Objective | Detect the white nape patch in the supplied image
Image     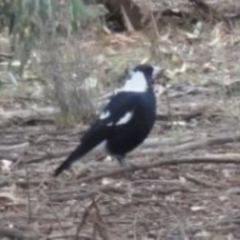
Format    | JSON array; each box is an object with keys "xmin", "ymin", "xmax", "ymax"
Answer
[
  {"xmin": 99, "ymin": 110, "xmax": 110, "ymax": 120},
  {"xmin": 120, "ymin": 71, "xmax": 147, "ymax": 93},
  {"xmin": 116, "ymin": 112, "xmax": 133, "ymax": 125}
]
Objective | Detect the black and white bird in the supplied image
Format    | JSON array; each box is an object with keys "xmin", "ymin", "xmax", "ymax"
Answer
[{"xmin": 54, "ymin": 64, "xmax": 164, "ymax": 176}]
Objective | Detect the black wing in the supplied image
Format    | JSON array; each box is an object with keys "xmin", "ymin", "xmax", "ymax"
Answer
[{"xmin": 54, "ymin": 92, "xmax": 139, "ymax": 176}]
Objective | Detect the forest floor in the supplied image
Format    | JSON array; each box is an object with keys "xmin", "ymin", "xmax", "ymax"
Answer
[{"xmin": 1, "ymin": 14, "xmax": 240, "ymax": 240}]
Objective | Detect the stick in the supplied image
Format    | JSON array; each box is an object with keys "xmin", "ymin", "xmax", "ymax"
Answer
[
  {"xmin": 22, "ymin": 132, "xmax": 240, "ymax": 166},
  {"xmin": 146, "ymin": 133, "xmax": 240, "ymax": 155},
  {"xmin": 76, "ymin": 155, "xmax": 240, "ymax": 184},
  {"xmin": 0, "ymin": 227, "xmax": 38, "ymax": 240}
]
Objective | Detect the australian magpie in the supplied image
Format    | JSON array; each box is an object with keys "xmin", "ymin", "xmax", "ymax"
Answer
[{"xmin": 54, "ymin": 64, "xmax": 163, "ymax": 176}]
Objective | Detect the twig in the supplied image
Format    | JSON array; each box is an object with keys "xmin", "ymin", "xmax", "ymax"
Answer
[
  {"xmin": 184, "ymin": 173, "xmax": 223, "ymax": 189},
  {"xmin": 25, "ymin": 164, "xmax": 32, "ymax": 222},
  {"xmin": 25, "ymin": 132, "xmax": 240, "ymax": 167},
  {"xmin": 0, "ymin": 107, "xmax": 58, "ymax": 120},
  {"xmin": 76, "ymin": 155, "xmax": 240, "ymax": 184},
  {"xmin": 143, "ymin": 133, "xmax": 240, "ymax": 155},
  {"xmin": 156, "ymin": 107, "xmax": 204, "ymax": 122},
  {"xmin": 47, "ymin": 202, "xmax": 66, "ymax": 236},
  {"xmin": 0, "ymin": 142, "xmax": 29, "ymax": 152},
  {"xmin": 48, "ymin": 233, "xmax": 91, "ymax": 239},
  {"xmin": 75, "ymin": 197, "xmax": 98, "ymax": 240},
  {"xmin": 164, "ymin": 203, "xmax": 189, "ymax": 240},
  {"xmin": 49, "ymin": 185, "xmax": 126, "ymax": 202},
  {"xmin": 92, "ymin": 200, "xmax": 110, "ymax": 240},
  {"xmin": 49, "ymin": 185, "xmax": 192, "ymax": 203},
  {"xmin": 121, "ymin": 5, "xmax": 135, "ymax": 32}
]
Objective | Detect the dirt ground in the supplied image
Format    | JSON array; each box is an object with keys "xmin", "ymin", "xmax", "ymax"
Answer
[{"xmin": 1, "ymin": 13, "xmax": 240, "ymax": 240}]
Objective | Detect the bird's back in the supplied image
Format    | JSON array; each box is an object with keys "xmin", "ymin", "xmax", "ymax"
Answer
[{"xmin": 106, "ymin": 89, "xmax": 156, "ymax": 155}]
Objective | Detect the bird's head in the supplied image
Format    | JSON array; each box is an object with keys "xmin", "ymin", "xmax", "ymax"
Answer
[
  {"xmin": 122, "ymin": 64, "xmax": 164, "ymax": 93},
  {"xmin": 133, "ymin": 64, "xmax": 164, "ymax": 85}
]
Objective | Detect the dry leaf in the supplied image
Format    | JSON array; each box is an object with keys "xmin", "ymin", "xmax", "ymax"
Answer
[
  {"xmin": 0, "ymin": 159, "xmax": 12, "ymax": 173},
  {"xmin": 0, "ymin": 186, "xmax": 26, "ymax": 208}
]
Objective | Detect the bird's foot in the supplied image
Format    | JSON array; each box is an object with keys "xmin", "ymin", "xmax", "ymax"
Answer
[{"xmin": 115, "ymin": 155, "xmax": 136, "ymax": 180}]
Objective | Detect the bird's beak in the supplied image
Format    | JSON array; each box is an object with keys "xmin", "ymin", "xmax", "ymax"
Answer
[{"xmin": 152, "ymin": 66, "xmax": 164, "ymax": 80}]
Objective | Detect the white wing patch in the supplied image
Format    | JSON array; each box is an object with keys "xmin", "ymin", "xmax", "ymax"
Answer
[
  {"xmin": 116, "ymin": 112, "xmax": 133, "ymax": 125},
  {"xmin": 99, "ymin": 110, "xmax": 110, "ymax": 120},
  {"xmin": 120, "ymin": 71, "xmax": 147, "ymax": 93}
]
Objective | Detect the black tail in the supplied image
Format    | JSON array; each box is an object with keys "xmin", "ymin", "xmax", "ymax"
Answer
[
  {"xmin": 53, "ymin": 144, "xmax": 88, "ymax": 176},
  {"xmin": 54, "ymin": 136, "xmax": 104, "ymax": 176}
]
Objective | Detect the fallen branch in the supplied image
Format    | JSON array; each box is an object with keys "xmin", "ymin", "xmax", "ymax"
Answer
[
  {"xmin": 138, "ymin": 133, "xmax": 240, "ymax": 156},
  {"xmin": 184, "ymin": 173, "xmax": 223, "ymax": 189},
  {"xmin": 50, "ymin": 185, "xmax": 193, "ymax": 202},
  {"xmin": 156, "ymin": 107, "xmax": 204, "ymax": 122},
  {"xmin": 0, "ymin": 142, "xmax": 29, "ymax": 152},
  {"xmin": 0, "ymin": 227, "xmax": 39, "ymax": 240},
  {"xmin": 0, "ymin": 99, "xmax": 207, "ymax": 128},
  {"xmin": 75, "ymin": 198, "xmax": 96, "ymax": 240},
  {"xmin": 49, "ymin": 185, "xmax": 126, "ymax": 202},
  {"xmin": 0, "ymin": 153, "xmax": 20, "ymax": 161},
  {"xmin": 0, "ymin": 107, "xmax": 58, "ymax": 120},
  {"xmin": 91, "ymin": 199, "xmax": 110, "ymax": 240},
  {"xmin": 0, "ymin": 142, "xmax": 29, "ymax": 161},
  {"xmin": 75, "ymin": 154, "xmax": 240, "ymax": 184},
  {"xmin": 24, "ymin": 132, "xmax": 240, "ymax": 166},
  {"xmin": 47, "ymin": 233, "xmax": 91, "ymax": 239}
]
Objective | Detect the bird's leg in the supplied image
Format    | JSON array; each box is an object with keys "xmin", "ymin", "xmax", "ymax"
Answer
[
  {"xmin": 115, "ymin": 155, "xmax": 126, "ymax": 168},
  {"xmin": 115, "ymin": 155, "xmax": 133, "ymax": 180},
  {"xmin": 118, "ymin": 156, "xmax": 136, "ymax": 169}
]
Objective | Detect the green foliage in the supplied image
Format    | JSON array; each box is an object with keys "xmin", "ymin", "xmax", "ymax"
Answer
[
  {"xmin": 0, "ymin": 0, "xmax": 14, "ymax": 31},
  {"xmin": 0, "ymin": 0, "xmax": 88, "ymax": 76},
  {"xmin": 7, "ymin": 0, "xmax": 54, "ymax": 75},
  {"xmin": 70, "ymin": 0, "xmax": 86, "ymax": 31},
  {"xmin": 0, "ymin": 0, "xmax": 100, "ymax": 124}
]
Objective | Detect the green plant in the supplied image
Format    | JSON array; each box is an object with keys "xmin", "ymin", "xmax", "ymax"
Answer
[{"xmin": 2, "ymin": 0, "xmax": 88, "ymax": 76}]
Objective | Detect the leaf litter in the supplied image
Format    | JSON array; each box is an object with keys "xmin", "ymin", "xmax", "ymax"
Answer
[{"xmin": 1, "ymin": 4, "xmax": 240, "ymax": 239}]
